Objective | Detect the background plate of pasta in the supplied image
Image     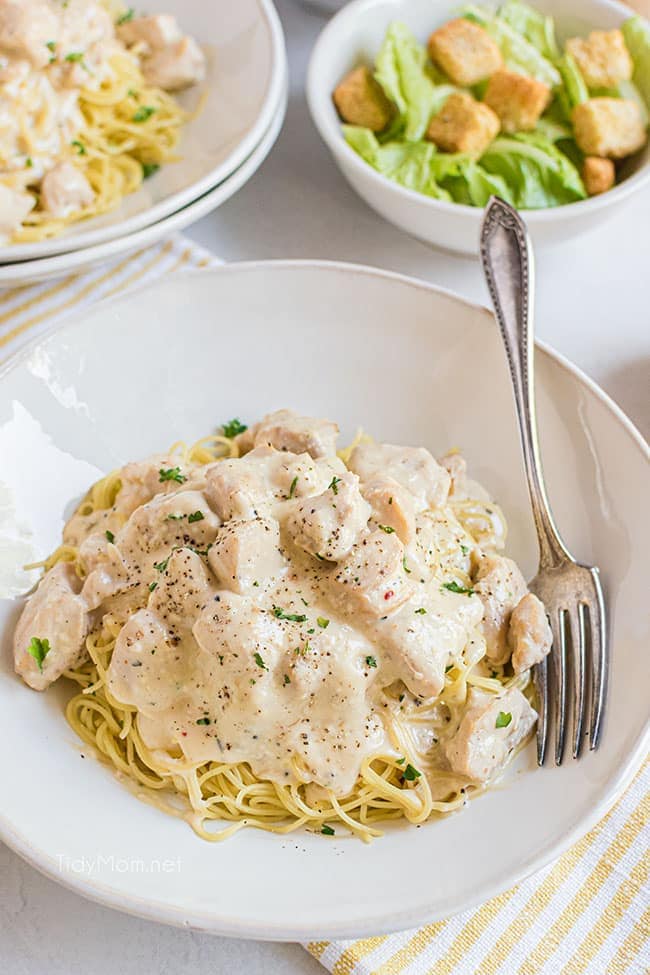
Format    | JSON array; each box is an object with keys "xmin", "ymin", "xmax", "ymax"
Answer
[
  {"xmin": 0, "ymin": 262, "xmax": 647, "ymax": 939},
  {"xmin": 0, "ymin": 0, "xmax": 286, "ymax": 262}
]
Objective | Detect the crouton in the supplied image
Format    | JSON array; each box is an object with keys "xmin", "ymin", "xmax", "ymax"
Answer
[
  {"xmin": 572, "ymin": 97, "xmax": 647, "ymax": 158},
  {"xmin": 428, "ymin": 18, "xmax": 502, "ymax": 86},
  {"xmin": 566, "ymin": 29, "xmax": 633, "ymax": 89},
  {"xmin": 582, "ymin": 156, "xmax": 616, "ymax": 195},
  {"xmin": 426, "ymin": 92, "xmax": 500, "ymax": 156},
  {"xmin": 333, "ymin": 66, "xmax": 394, "ymax": 132},
  {"xmin": 483, "ymin": 69, "xmax": 551, "ymax": 133}
]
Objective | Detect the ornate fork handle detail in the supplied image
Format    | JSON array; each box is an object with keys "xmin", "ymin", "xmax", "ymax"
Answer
[{"xmin": 480, "ymin": 197, "xmax": 571, "ymax": 570}]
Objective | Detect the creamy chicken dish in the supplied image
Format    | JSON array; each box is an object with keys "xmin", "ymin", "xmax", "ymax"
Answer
[
  {"xmin": 0, "ymin": 1, "xmax": 205, "ymax": 244},
  {"xmin": 14, "ymin": 410, "xmax": 552, "ymax": 841}
]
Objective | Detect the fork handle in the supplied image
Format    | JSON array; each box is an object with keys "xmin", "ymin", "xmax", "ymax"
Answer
[{"xmin": 480, "ymin": 197, "xmax": 570, "ymax": 568}]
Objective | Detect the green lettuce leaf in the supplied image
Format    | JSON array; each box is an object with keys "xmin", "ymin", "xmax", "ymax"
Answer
[
  {"xmin": 431, "ymin": 155, "xmax": 515, "ymax": 205},
  {"xmin": 374, "ymin": 23, "xmax": 452, "ymax": 141},
  {"xmin": 498, "ymin": 1, "xmax": 560, "ymax": 61},
  {"xmin": 480, "ymin": 133, "xmax": 586, "ymax": 208},
  {"xmin": 622, "ymin": 16, "xmax": 650, "ymax": 111},
  {"xmin": 461, "ymin": 4, "xmax": 561, "ymax": 86},
  {"xmin": 556, "ymin": 53, "xmax": 588, "ymax": 119},
  {"xmin": 343, "ymin": 126, "xmax": 451, "ymax": 199}
]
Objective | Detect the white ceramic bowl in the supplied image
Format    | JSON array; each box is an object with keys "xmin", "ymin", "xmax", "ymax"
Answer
[
  {"xmin": 0, "ymin": 0, "xmax": 286, "ymax": 264},
  {"xmin": 0, "ymin": 262, "xmax": 648, "ymax": 938},
  {"xmin": 307, "ymin": 0, "xmax": 650, "ymax": 255},
  {"xmin": 0, "ymin": 72, "xmax": 288, "ymax": 287}
]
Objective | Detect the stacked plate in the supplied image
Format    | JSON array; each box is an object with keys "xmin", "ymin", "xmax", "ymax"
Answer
[{"xmin": 0, "ymin": 0, "xmax": 287, "ymax": 287}]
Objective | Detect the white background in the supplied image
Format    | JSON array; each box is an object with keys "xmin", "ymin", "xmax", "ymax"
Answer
[{"xmin": 1, "ymin": 1, "xmax": 648, "ymax": 973}]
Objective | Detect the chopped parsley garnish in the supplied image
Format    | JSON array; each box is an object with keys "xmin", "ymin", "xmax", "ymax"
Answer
[
  {"xmin": 148, "ymin": 581, "xmax": 157, "ymax": 592},
  {"xmin": 272, "ymin": 606, "xmax": 307, "ymax": 623},
  {"xmin": 316, "ymin": 616, "xmax": 330, "ymax": 629},
  {"xmin": 283, "ymin": 674, "xmax": 291, "ymax": 685},
  {"xmin": 153, "ymin": 557, "xmax": 169, "ymax": 573},
  {"xmin": 188, "ymin": 511, "xmax": 204, "ymax": 523},
  {"xmin": 328, "ymin": 476, "xmax": 341, "ymax": 495},
  {"xmin": 142, "ymin": 163, "xmax": 160, "ymax": 179},
  {"xmin": 403, "ymin": 763, "xmax": 421, "ymax": 782},
  {"xmin": 396, "ymin": 757, "xmax": 406, "ymax": 765},
  {"xmin": 46, "ymin": 40, "xmax": 56, "ymax": 52},
  {"xmin": 496, "ymin": 711, "xmax": 512, "ymax": 729},
  {"xmin": 222, "ymin": 418, "xmax": 247, "ymax": 438},
  {"xmin": 365, "ymin": 655, "xmax": 377, "ymax": 668},
  {"xmin": 445, "ymin": 664, "xmax": 454, "ymax": 673},
  {"xmin": 415, "ymin": 607, "xmax": 427, "ymax": 615},
  {"xmin": 254, "ymin": 652, "xmax": 268, "ymax": 671},
  {"xmin": 196, "ymin": 717, "xmax": 211, "ymax": 726},
  {"xmin": 442, "ymin": 580, "xmax": 475, "ymax": 596},
  {"xmin": 460, "ymin": 544, "xmax": 469, "ymax": 555},
  {"xmin": 167, "ymin": 513, "xmax": 185, "ymax": 520},
  {"xmin": 133, "ymin": 106, "xmax": 156, "ymax": 123},
  {"xmin": 288, "ymin": 475, "xmax": 298, "ymax": 499},
  {"xmin": 117, "ymin": 8, "xmax": 135, "ymax": 25},
  {"xmin": 72, "ymin": 140, "xmax": 86, "ymax": 155},
  {"xmin": 65, "ymin": 52, "xmax": 84, "ymax": 63},
  {"xmin": 25, "ymin": 157, "xmax": 33, "ymax": 168},
  {"xmin": 321, "ymin": 824, "xmax": 335, "ymax": 836},
  {"xmin": 105, "ymin": 530, "xmax": 115, "ymax": 543},
  {"xmin": 159, "ymin": 466, "xmax": 186, "ymax": 484},
  {"xmin": 403, "ymin": 557, "xmax": 411, "ymax": 574},
  {"xmin": 27, "ymin": 637, "xmax": 50, "ymax": 672},
  {"xmin": 378, "ymin": 524, "xmax": 395, "ymax": 534}
]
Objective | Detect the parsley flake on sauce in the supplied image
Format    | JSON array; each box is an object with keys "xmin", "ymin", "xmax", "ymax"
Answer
[
  {"xmin": 222, "ymin": 418, "xmax": 247, "ymax": 438},
  {"xmin": 283, "ymin": 674, "xmax": 291, "ymax": 685},
  {"xmin": 415, "ymin": 607, "xmax": 427, "ymax": 615},
  {"xmin": 196, "ymin": 717, "xmax": 211, "ymax": 726},
  {"xmin": 378, "ymin": 524, "xmax": 395, "ymax": 534},
  {"xmin": 321, "ymin": 824, "xmax": 335, "ymax": 836},
  {"xmin": 288, "ymin": 475, "xmax": 298, "ymax": 499},
  {"xmin": 65, "ymin": 52, "xmax": 84, "ymax": 62},
  {"xmin": 72, "ymin": 140, "xmax": 86, "ymax": 155},
  {"xmin": 328, "ymin": 476, "xmax": 341, "ymax": 495},
  {"xmin": 272, "ymin": 606, "xmax": 307, "ymax": 623},
  {"xmin": 317, "ymin": 617, "xmax": 330, "ymax": 629},
  {"xmin": 365, "ymin": 655, "xmax": 377, "ymax": 668},
  {"xmin": 442, "ymin": 580, "xmax": 475, "ymax": 596},
  {"xmin": 105, "ymin": 530, "xmax": 115, "ymax": 543},
  {"xmin": 496, "ymin": 711, "xmax": 512, "ymax": 729},
  {"xmin": 158, "ymin": 466, "xmax": 186, "ymax": 484},
  {"xmin": 188, "ymin": 511, "xmax": 204, "ymax": 523},
  {"xmin": 403, "ymin": 763, "xmax": 422, "ymax": 782},
  {"xmin": 254, "ymin": 652, "xmax": 268, "ymax": 671},
  {"xmin": 116, "ymin": 7, "xmax": 135, "ymax": 25},
  {"xmin": 142, "ymin": 163, "xmax": 160, "ymax": 179},
  {"xmin": 27, "ymin": 637, "xmax": 50, "ymax": 672}
]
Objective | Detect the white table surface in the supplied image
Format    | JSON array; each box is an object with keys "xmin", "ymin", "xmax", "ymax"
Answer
[{"xmin": 2, "ymin": 2, "xmax": 648, "ymax": 973}]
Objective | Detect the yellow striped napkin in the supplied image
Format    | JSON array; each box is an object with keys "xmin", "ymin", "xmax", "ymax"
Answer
[
  {"xmin": 307, "ymin": 760, "xmax": 649, "ymax": 975},
  {"xmin": 1, "ymin": 239, "xmax": 647, "ymax": 974},
  {"xmin": 0, "ymin": 235, "xmax": 219, "ymax": 364}
]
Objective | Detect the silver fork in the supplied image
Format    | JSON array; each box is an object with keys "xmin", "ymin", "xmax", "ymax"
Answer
[{"xmin": 479, "ymin": 197, "xmax": 608, "ymax": 766}]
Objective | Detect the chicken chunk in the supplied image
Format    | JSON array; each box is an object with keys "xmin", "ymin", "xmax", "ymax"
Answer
[
  {"xmin": 483, "ymin": 69, "xmax": 551, "ymax": 134},
  {"xmin": 107, "ymin": 608, "xmax": 181, "ymax": 712},
  {"xmin": 445, "ymin": 687, "xmax": 536, "ymax": 782},
  {"xmin": 378, "ymin": 588, "xmax": 483, "ymax": 698},
  {"xmin": 0, "ymin": 183, "xmax": 34, "ymax": 242},
  {"xmin": 426, "ymin": 92, "xmax": 500, "ymax": 157},
  {"xmin": 208, "ymin": 517, "xmax": 285, "ymax": 593},
  {"xmin": 244, "ymin": 409, "xmax": 339, "ymax": 460},
  {"xmin": 473, "ymin": 554, "xmax": 528, "ymax": 664},
  {"xmin": 0, "ymin": 0, "xmax": 58, "ymax": 69},
  {"xmin": 333, "ymin": 65, "xmax": 394, "ymax": 132},
  {"xmin": 149, "ymin": 548, "xmax": 213, "ymax": 631},
  {"xmin": 349, "ymin": 442, "xmax": 451, "ymax": 511},
  {"xmin": 508, "ymin": 592, "xmax": 552, "ymax": 673},
  {"xmin": 428, "ymin": 17, "xmax": 502, "ymax": 86},
  {"xmin": 330, "ymin": 527, "xmax": 414, "ymax": 619},
  {"xmin": 572, "ymin": 98, "xmax": 647, "ymax": 159},
  {"xmin": 205, "ymin": 450, "xmax": 274, "ymax": 521},
  {"xmin": 566, "ymin": 29, "xmax": 633, "ymax": 89},
  {"xmin": 142, "ymin": 36, "xmax": 205, "ymax": 91},
  {"xmin": 13, "ymin": 562, "xmax": 89, "ymax": 691},
  {"xmin": 40, "ymin": 163, "xmax": 94, "ymax": 218},
  {"xmin": 117, "ymin": 13, "xmax": 182, "ymax": 52},
  {"xmin": 582, "ymin": 156, "xmax": 616, "ymax": 195},
  {"xmin": 288, "ymin": 471, "xmax": 370, "ymax": 561},
  {"xmin": 362, "ymin": 476, "xmax": 416, "ymax": 546}
]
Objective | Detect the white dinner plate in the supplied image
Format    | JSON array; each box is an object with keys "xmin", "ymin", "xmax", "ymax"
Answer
[
  {"xmin": 0, "ymin": 263, "xmax": 647, "ymax": 940},
  {"xmin": 0, "ymin": 0, "xmax": 286, "ymax": 264},
  {"xmin": 0, "ymin": 74, "xmax": 287, "ymax": 288}
]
